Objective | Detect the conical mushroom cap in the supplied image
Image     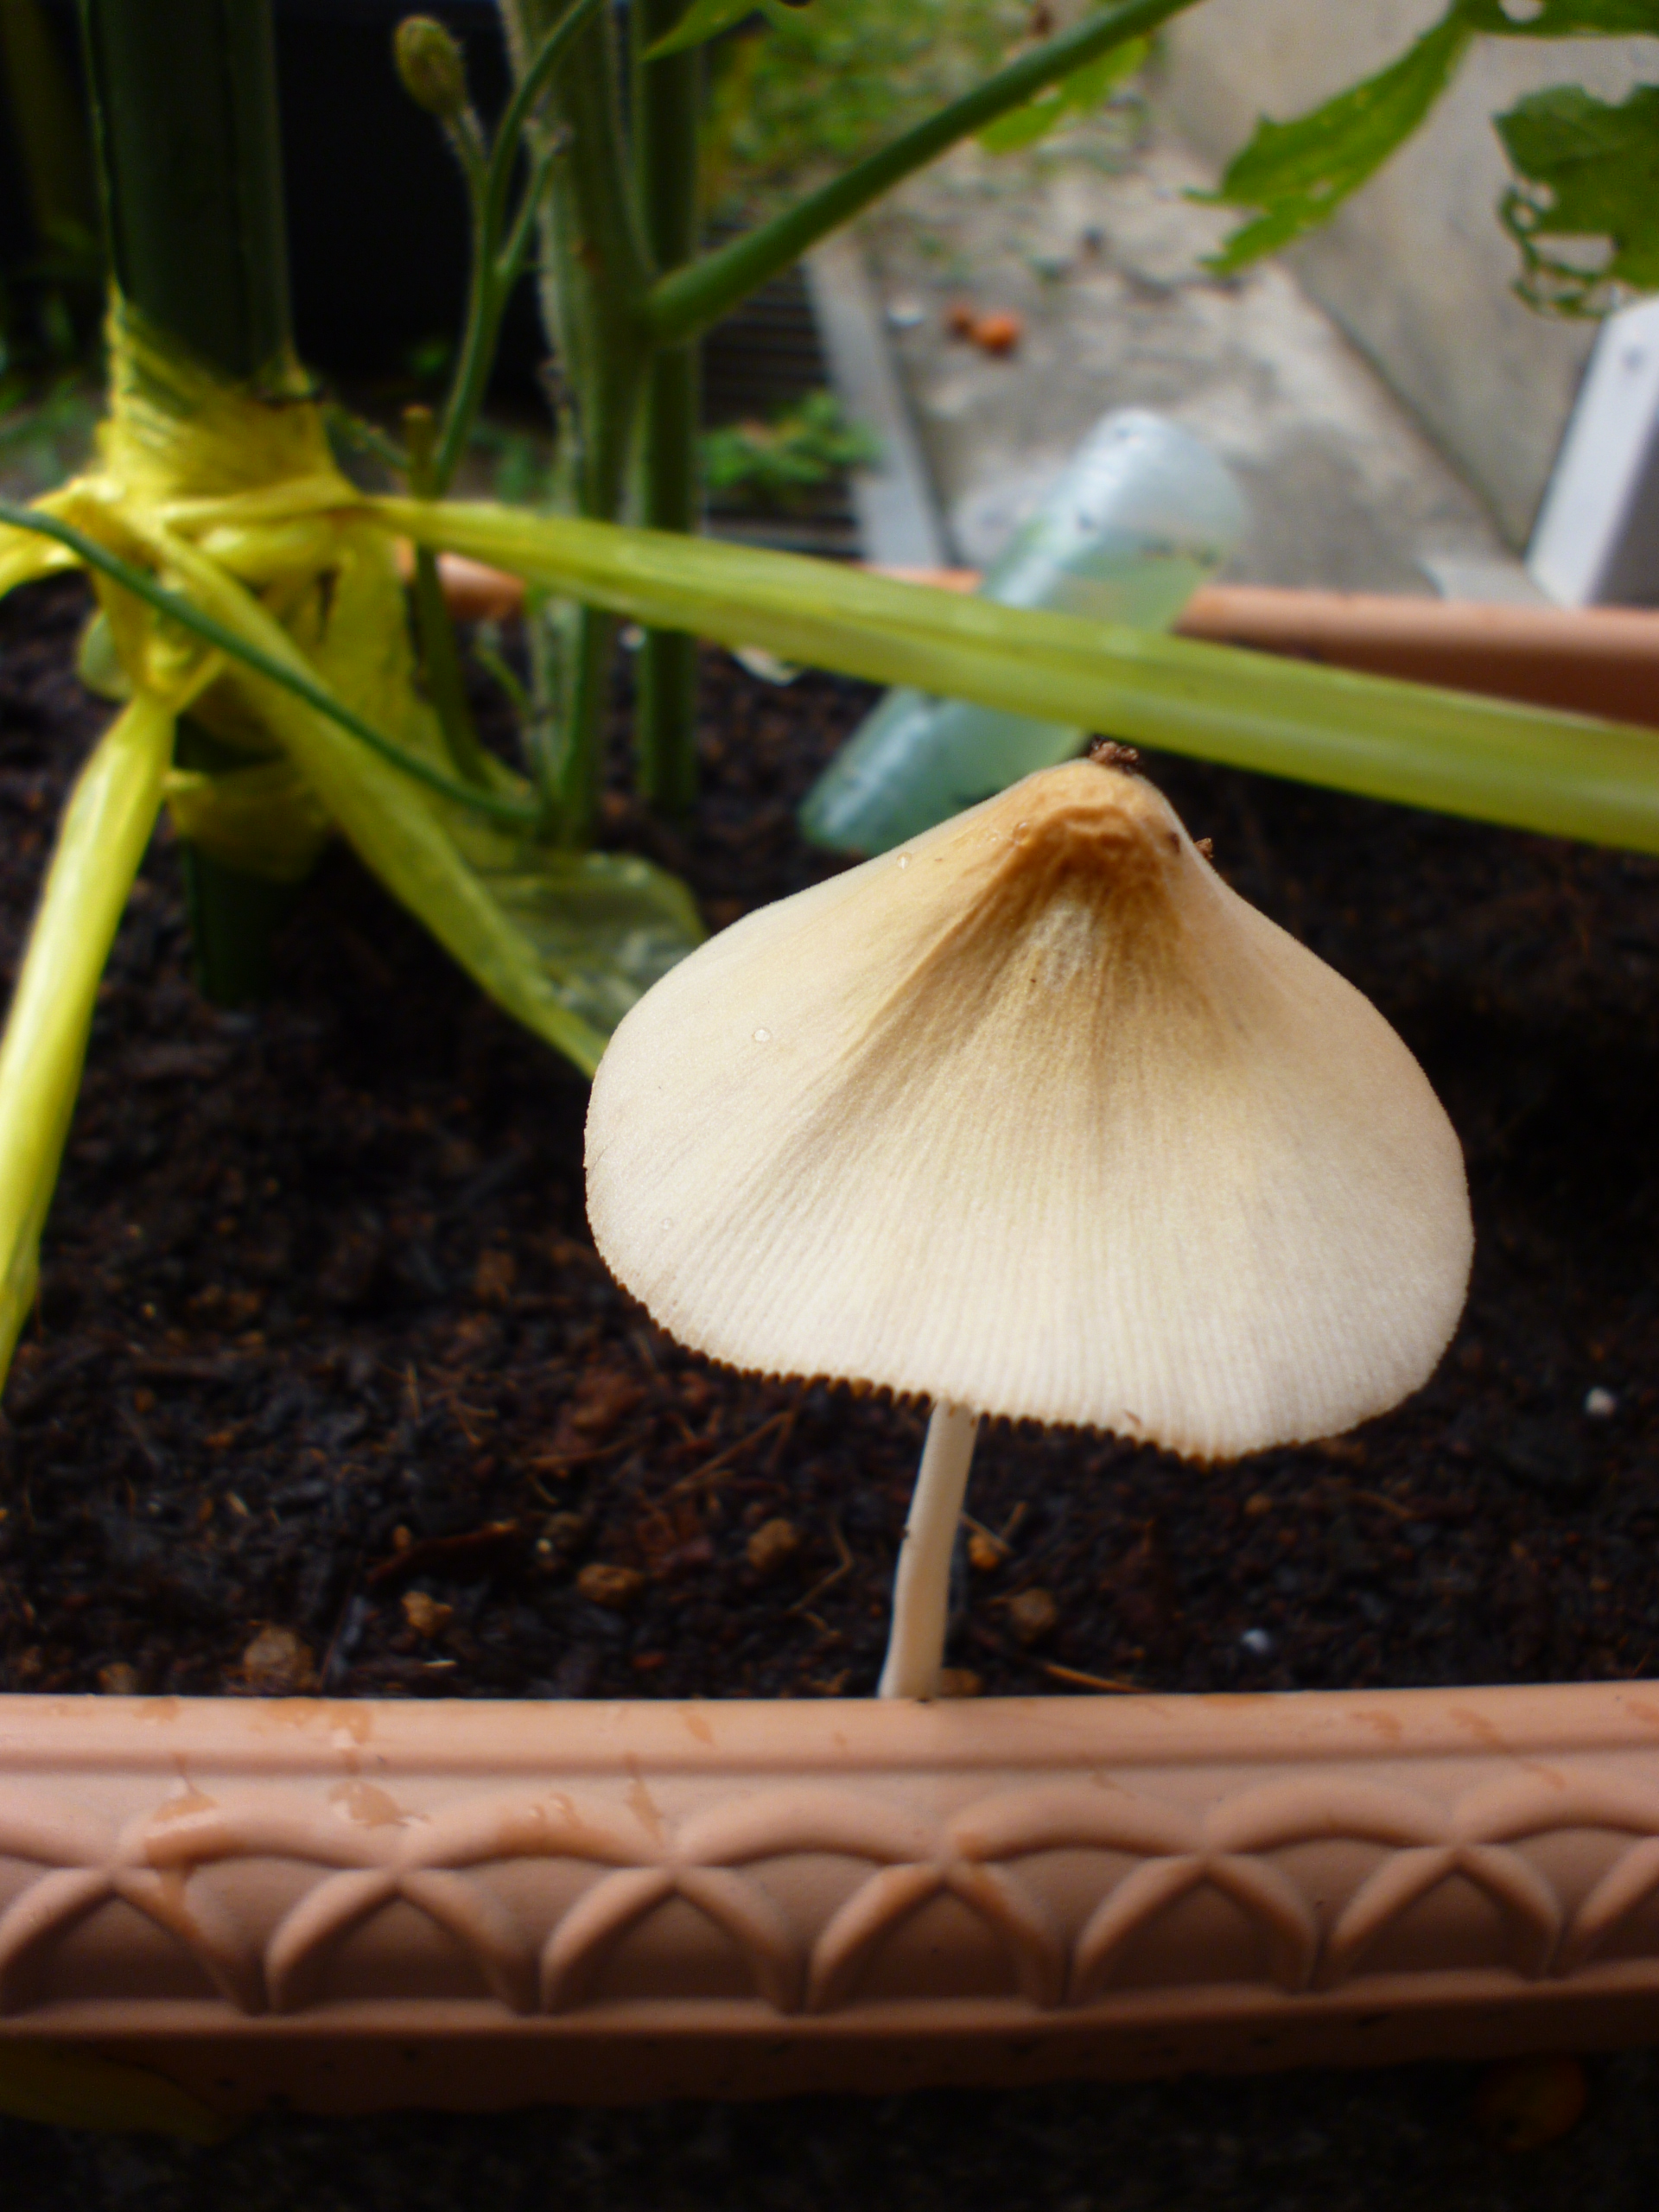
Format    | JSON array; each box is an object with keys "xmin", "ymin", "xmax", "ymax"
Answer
[{"xmin": 586, "ymin": 759, "xmax": 1471, "ymax": 1460}]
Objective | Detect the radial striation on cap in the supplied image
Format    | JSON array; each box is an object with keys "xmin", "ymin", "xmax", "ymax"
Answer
[{"xmin": 586, "ymin": 759, "xmax": 1472, "ymax": 1461}]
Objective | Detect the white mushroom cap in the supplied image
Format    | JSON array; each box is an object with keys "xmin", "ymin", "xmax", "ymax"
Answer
[{"xmin": 586, "ymin": 758, "xmax": 1471, "ymax": 1461}]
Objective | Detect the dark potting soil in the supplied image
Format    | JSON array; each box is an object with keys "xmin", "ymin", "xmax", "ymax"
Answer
[
  {"xmin": 0, "ymin": 572, "xmax": 1656, "ymax": 1707},
  {"xmin": 10, "ymin": 2049, "xmax": 1659, "ymax": 2210}
]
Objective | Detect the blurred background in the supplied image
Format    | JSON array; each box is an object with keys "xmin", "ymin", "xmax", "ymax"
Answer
[{"xmin": 2, "ymin": 3, "xmax": 1656, "ymax": 587}]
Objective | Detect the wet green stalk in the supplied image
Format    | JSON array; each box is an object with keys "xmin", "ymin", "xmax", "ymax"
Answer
[
  {"xmin": 499, "ymin": 0, "xmax": 1212, "ymax": 831},
  {"xmin": 501, "ymin": 0, "xmax": 651, "ymax": 848},
  {"xmin": 647, "ymin": 0, "xmax": 1210, "ymax": 345},
  {"xmin": 404, "ymin": 404, "xmax": 492, "ymax": 787},
  {"xmin": 77, "ymin": 0, "xmax": 302, "ymax": 1001},
  {"xmin": 632, "ymin": 0, "xmax": 702, "ymax": 817}
]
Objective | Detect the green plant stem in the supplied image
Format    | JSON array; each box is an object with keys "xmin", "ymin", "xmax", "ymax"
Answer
[
  {"xmin": 429, "ymin": 166, "xmax": 545, "ymax": 499},
  {"xmin": 633, "ymin": 364, "xmax": 700, "ymax": 813},
  {"xmin": 172, "ymin": 721, "xmax": 298, "ymax": 1002},
  {"xmin": 633, "ymin": 0, "xmax": 702, "ymax": 817},
  {"xmin": 404, "ymin": 404, "xmax": 492, "ymax": 785},
  {"xmin": 0, "ymin": 502, "xmax": 542, "ymax": 827},
  {"xmin": 429, "ymin": 0, "xmax": 607, "ymax": 494},
  {"xmin": 501, "ymin": 0, "xmax": 654, "ymax": 848},
  {"xmin": 1, "ymin": 0, "xmax": 95, "ymax": 252},
  {"xmin": 76, "ymin": 0, "xmax": 297, "ymax": 389},
  {"xmin": 77, "ymin": 0, "xmax": 304, "ymax": 1005},
  {"xmin": 647, "ymin": 0, "xmax": 1207, "ymax": 345}
]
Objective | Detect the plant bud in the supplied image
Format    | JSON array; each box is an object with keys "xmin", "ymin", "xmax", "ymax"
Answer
[{"xmin": 394, "ymin": 16, "xmax": 468, "ymax": 118}]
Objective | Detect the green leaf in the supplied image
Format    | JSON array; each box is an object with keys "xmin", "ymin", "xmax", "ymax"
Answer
[
  {"xmin": 155, "ymin": 523, "xmax": 702, "ymax": 1078},
  {"xmin": 0, "ymin": 2044, "xmax": 232, "ymax": 2142},
  {"xmin": 647, "ymin": 0, "xmax": 808, "ymax": 60},
  {"xmin": 0, "ymin": 695, "xmax": 172, "ymax": 1392},
  {"xmin": 977, "ymin": 35, "xmax": 1147, "ymax": 155},
  {"xmin": 1497, "ymin": 81, "xmax": 1659, "ymax": 313},
  {"xmin": 0, "ymin": 499, "xmax": 543, "ymax": 828},
  {"xmin": 702, "ymin": 390, "xmax": 880, "ymax": 512},
  {"xmin": 382, "ymin": 497, "xmax": 1659, "ymax": 861},
  {"xmin": 163, "ymin": 756, "xmax": 333, "ymax": 883},
  {"xmin": 1198, "ymin": 0, "xmax": 1659, "ymax": 278},
  {"xmin": 1200, "ymin": 7, "xmax": 1475, "ymax": 272},
  {"xmin": 1463, "ymin": 0, "xmax": 1659, "ymax": 34},
  {"xmin": 0, "ymin": 508, "xmax": 76, "ymax": 595},
  {"xmin": 480, "ymin": 849, "xmax": 707, "ymax": 1038}
]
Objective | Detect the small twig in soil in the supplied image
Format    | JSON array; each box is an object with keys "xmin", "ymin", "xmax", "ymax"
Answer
[
  {"xmin": 1351, "ymin": 1487, "xmax": 1416, "ymax": 1521},
  {"xmin": 317, "ymin": 1560, "xmax": 365, "ymax": 1689},
  {"xmin": 528, "ymin": 1437, "xmax": 635, "ymax": 1484},
  {"xmin": 630, "ymin": 1327, "xmax": 664, "ymax": 1379},
  {"xmin": 787, "ymin": 1514, "xmax": 855, "ymax": 1617},
  {"xmin": 659, "ymin": 1407, "xmax": 794, "ymax": 1500},
  {"xmin": 1042, "ymin": 1661, "xmax": 1143, "ymax": 1695},
  {"xmin": 118, "ymin": 1403, "xmax": 163, "ymax": 1473},
  {"xmin": 129, "ymin": 1352, "xmax": 262, "ymax": 1384},
  {"xmin": 366, "ymin": 1519, "xmax": 520, "ymax": 1590},
  {"xmin": 764, "ymin": 1401, "xmax": 801, "ymax": 1477},
  {"xmin": 437, "ymin": 1389, "xmax": 493, "ymax": 1447},
  {"xmin": 961, "ymin": 1509, "xmax": 1008, "ymax": 1560},
  {"xmin": 830, "ymin": 1513, "xmax": 852, "ymax": 1574}
]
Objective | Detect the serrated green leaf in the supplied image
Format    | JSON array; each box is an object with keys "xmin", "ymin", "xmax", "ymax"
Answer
[
  {"xmin": 1497, "ymin": 81, "xmax": 1659, "ymax": 312},
  {"xmin": 647, "ymin": 0, "xmax": 808, "ymax": 60},
  {"xmin": 1200, "ymin": 7, "xmax": 1475, "ymax": 272},
  {"xmin": 978, "ymin": 35, "xmax": 1147, "ymax": 155}
]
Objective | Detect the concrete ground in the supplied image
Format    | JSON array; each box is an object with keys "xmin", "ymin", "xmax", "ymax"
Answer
[{"xmin": 857, "ymin": 104, "xmax": 1539, "ymax": 601}]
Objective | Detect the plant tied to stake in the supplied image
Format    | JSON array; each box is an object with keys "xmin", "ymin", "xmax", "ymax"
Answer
[{"xmin": 586, "ymin": 748, "xmax": 1474, "ymax": 1697}]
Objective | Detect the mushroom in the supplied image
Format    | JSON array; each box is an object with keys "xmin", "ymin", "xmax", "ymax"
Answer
[{"xmin": 584, "ymin": 750, "xmax": 1472, "ymax": 1697}]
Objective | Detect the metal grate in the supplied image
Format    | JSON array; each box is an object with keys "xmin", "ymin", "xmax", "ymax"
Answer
[{"xmin": 702, "ymin": 255, "xmax": 861, "ymax": 557}]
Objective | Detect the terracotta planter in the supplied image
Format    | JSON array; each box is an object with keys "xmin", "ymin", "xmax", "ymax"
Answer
[
  {"xmin": 7, "ymin": 568, "xmax": 1653, "ymax": 2122},
  {"xmin": 1174, "ymin": 586, "xmax": 1659, "ymax": 733},
  {"xmin": 5, "ymin": 1682, "xmax": 1659, "ymax": 2114},
  {"xmin": 879, "ymin": 571, "xmax": 1659, "ymax": 730}
]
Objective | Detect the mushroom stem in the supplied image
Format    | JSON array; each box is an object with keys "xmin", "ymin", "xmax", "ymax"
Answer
[{"xmin": 878, "ymin": 1399, "xmax": 981, "ymax": 1699}]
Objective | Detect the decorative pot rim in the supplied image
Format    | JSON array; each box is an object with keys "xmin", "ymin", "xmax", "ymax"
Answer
[
  {"xmin": 10, "ymin": 575, "xmax": 1651, "ymax": 2116},
  {"xmin": 3, "ymin": 1678, "xmax": 1659, "ymax": 2113}
]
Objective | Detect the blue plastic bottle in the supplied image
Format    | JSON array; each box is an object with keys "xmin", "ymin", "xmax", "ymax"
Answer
[{"xmin": 799, "ymin": 410, "xmax": 1245, "ymax": 855}]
